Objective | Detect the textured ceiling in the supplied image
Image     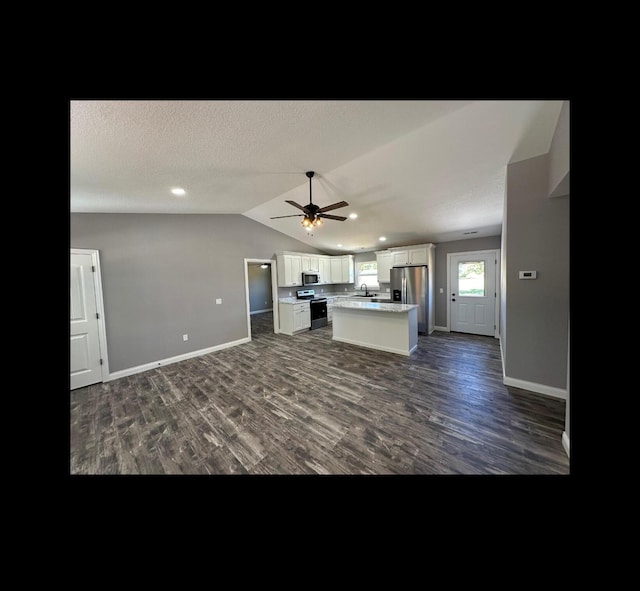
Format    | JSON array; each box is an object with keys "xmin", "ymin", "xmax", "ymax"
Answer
[{"xmin": 70, "ymin": 99, "xmax": 563, "ymax": 253}]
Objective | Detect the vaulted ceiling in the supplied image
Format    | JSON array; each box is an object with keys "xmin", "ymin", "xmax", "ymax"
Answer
[{"xmin": 70, "ymin": 100, "xmax": 563, "ymax": 254}]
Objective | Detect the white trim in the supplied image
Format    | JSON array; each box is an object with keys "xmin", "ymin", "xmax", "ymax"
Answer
[
  {"xmin": 332, "ymin": 336, "xmax": 417, "ymax": 357},
  {"xmin": 71, "ymin": 248, "xmax": 110, "ymax": 382},
  {"xmin": 500, "ymin": 336, "xmax": 567, "ymax": 399},
  {"xmin": 244, "ymin": 258, "xmax": 279, "ymax": 339},
  {"xmin": 250, "ymin": 308, "xmax": 273, "ymax": 315},
  {"xmin": 434, "ymin": 325, "xmax": 449, "ymax": 332},
  {"xmin": 106, "ymin": 337, "xmax": 251, "ymax": 381},
  {"xmin": 446, "ymin": 249, "xmax": 500, "ymax": 337},
  {"xmin": 502, "ymin": 375, "xmax": 567, "ymax": 400},
  {"xmin": 562, "ymin": 431, "xmax": 570, "ymax": 458}
]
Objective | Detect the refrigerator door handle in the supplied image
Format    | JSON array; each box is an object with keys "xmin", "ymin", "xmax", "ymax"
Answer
[{"xmin": 402, "ymin": 276, "xmax": 406, "ymax": 303}]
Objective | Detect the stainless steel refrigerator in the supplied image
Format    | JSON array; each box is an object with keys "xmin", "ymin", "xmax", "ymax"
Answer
[{"xmin": 390, "ymin": 265, "xmax": 429, "ymax": 334}]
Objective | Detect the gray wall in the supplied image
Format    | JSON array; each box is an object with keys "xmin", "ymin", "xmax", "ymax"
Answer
[
  {"xmin": 70, "ymin": 213, "xmax": 324, "ymax": 373},
  {"xmin": 548, "ymin": 100, "xmax": 570, "ymax": 198},
  {"xmin": 248, "ymin": 264, "xmax": 273, "ymax": 313},
  {"xmin": 434, "ymin": 236, "xmax": 502, "ymax": 328},
  {"xmin": 504, "ymin": 154, "xmax": 569, "ymax": 389}
]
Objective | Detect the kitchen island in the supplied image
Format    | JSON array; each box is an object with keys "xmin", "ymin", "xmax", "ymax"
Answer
[{"xmin": 331, "ymin": 300, "xmax": 419, "ymax": 356}]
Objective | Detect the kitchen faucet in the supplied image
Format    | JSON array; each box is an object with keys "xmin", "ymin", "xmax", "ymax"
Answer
[{"xmin": 360, "ymin": 283, "xmax": 369, "ymax": 296}]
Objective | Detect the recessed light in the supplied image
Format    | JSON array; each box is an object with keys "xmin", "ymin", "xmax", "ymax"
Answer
[
  {"xmin": 349, "ymin": 213, "xmax": 358, "ymax": 219},
  {"xmin": 379, "ymin": 236, "xmax": 387, "ymax": 241},
  {"xmin": 337, "ymin": 244, "xmax": 343, "ymax": 247},
  {"xmin": 171, "ymin": 188, "xmax": 186, "ymax": 196}
]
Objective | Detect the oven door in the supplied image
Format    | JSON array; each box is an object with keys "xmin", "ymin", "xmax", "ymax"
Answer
[{"xmin": 309, "ymin": 300, "xmax": 328, "ymax": 329}]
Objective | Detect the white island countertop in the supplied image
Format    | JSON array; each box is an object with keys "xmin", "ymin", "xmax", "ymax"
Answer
[{"xmin": 332, "ymin": 301, "xmax": 417, "ymax": 313}]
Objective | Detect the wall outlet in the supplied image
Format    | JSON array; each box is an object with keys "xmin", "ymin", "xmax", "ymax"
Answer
[
  {"xmin": 289, "ymin": 291, "xmax": 292, "ymax": 296},
  {"xmin": 345, "ymin": 287, "xmax": 347, "ymax": 291},
  {"xmin": 183, "ymin": 334, "xmax": 189, "ymax": 341},
  {"xmin": 320, "ymin": 288, "xmax": 323, "ymax": 292},
  {"xmin": 439, "ymin": 288, "xmax": 444, "ymax": 293},
  {"xmin": 216, "ymin": 298, "xmax": 222, "ymax": 304},
  {"xmin": 386, "ymin": 288, "xmax": 390, "ymax": 292},
  {"xmin": 265, "ymin": 300, "xmax": 268, "ymax": 305}
]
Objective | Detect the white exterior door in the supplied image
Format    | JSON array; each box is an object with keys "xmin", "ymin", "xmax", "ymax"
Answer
[
  {"xmin": 71, "ymin": 251, "xmax": 104, "ymax": 389},
  {"xmin": 450, "ymin": 252, "xmax": 497, "ymax": 336}
]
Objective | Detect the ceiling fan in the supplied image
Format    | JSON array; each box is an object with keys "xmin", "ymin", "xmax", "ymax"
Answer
[{"xmin": 270, "ymin": 171, "xmax": 348, "ymax": 229}]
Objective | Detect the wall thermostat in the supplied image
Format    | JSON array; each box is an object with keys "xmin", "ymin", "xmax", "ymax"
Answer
[{"xmin": 519, "ymin": 271, "xmax": 537, "ymax": 279}]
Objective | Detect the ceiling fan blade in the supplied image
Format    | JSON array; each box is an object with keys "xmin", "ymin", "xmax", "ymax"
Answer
[
  {"xmin": 285, "ymin": 200, "xmax": 307, "ymax": 211},
  {"xmin": 317, "ymin": 200, "xmax": 349, "ymax": 213},
  {"xmin": 318, "ymin": 213, "xmax": 347, "ymax": 221},
  {"xmin": 270, "ymin": 214, "xmax": 304, "ymax": 219}
]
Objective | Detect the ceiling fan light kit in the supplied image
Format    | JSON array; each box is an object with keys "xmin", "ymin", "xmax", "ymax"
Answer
[{"xmin": 269, "ymin": 171, "xmax": 348, "ymax": 232}]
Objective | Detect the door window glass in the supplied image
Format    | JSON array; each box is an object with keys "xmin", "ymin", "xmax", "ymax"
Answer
[{"xmin": 458, "ymin": 261, "xmax": 485, "ymax": 296}]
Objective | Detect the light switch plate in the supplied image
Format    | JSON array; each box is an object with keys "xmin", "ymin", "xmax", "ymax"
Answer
[{"xmin": 216, "ymin": 298, "xmax": 222, "ymax": 304}]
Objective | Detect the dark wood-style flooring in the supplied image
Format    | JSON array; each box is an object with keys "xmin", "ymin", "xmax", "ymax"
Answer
[{"xmin": 70, "ymin": 312, "xmax": 570, "ymax": 475}]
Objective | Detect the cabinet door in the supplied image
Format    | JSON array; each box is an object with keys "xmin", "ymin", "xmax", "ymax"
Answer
[
  {"xmin": 330, "ymin": 258, "xmax": 342, "ymax": 283},
  {"xmin": 308, "ymin": 256, "xmax": 319, "ymax": 272},
  {"xmin": 301, "ymin": 256, "xmax": 311, "ymax": 272},
  {"xmin": 294, "ymin": 305, "xmax": 310, "ymax": 330},
  {"xmin": 319, "ymin": 257, "xmax": 331, "ymax": 283},
  {"xmin": 376, "ymin": 252, "xmax": 392, "ymax": 283},
  {"xmin": 392, "ymin": 250, "xmax": 409, "ymax": 266},
  {"xmin": 301, "ymin": 307, "xmax": 310, "ymax": 328},
  {"xmin": 409, "ymin": 247, "xmax": 427, "ymax": 265},
  {"xmin": 287, "ymin": 256, "xmax": 302, "ymax": 285},
  {"xmin": 342, "ymin": 256, "xmax": 354, "ymax": 283}
]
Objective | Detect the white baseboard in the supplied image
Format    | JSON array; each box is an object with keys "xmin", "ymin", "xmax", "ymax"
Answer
[
  {"xmin": 499, "ymin": 337, "xmax": 566, "ymax": 400},
  {"xmin": 434, "ymin": 325, "xmax": 449, "ymax": 332},
  {"xmin": 332, "ymin": 336, "xmax": 416, "ymax": 357},
  {"xmin": 106, "ymin": 337, "xmax": 251, "ymax": 381},
  {"xmin": 562, "ymin": 431, "xmax": 570, "ymax": 458},
  {"xmin": 503, "ymin": 375, "xmax": 567, "ymax": 400},
  {"xmin": 250, "ymin": 308, "xmax": 273, "ymax": 315}
]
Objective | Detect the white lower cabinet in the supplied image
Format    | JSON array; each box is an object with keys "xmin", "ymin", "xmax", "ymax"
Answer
[{"xmin": 279, "ymin": 301, "xmax": 310, "ymax": 335}]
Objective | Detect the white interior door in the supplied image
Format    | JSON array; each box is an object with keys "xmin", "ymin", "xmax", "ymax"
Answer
[
  {"xmin": 71, "ymin": 252, "xmax": 103, "ymax": 389},
  {"xmin": 450, "ymin": 252, "xmax": 496, "ymax": 336}
]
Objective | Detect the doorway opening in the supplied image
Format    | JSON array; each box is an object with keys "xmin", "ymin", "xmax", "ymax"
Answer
[{"xmin": 244, "ymin": 258, "xmax": 279, "ymax": 339}]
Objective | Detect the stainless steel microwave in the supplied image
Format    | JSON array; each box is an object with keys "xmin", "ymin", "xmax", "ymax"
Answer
[{"xmin": 302, "ymin": 273, "xmax": 320, "ymax": 286}]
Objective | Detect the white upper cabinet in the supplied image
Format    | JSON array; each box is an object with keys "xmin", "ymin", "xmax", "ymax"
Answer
[
  {"xmin": 275, "ymin": 252, "xmax": 355, "ymax": 286},
  {"xmin": 408, "ymin": 247, "xmax": 428, "ymax": 265},
  {"xmin": 391, "ymin": 250, "xmax": 409, "ymax": 266},
  {"xmin": 301, "ymin": 255, "xmax": 320, "ymax": 273},
  {"xmin": 276, "ymin": 254, "xmax": 302, "ymax": 287},
  {"xmin": 390, "ymin": 244, "xmax": 433, "ymax": 267},
  {"xmin": 330, "ymin": 257, "xmax": 342, "ymax": 283},
  {"xmin": 341, "ymin": 255, "xmax": 354, "ymax": 284},
  {"xmin": 376, "ymin": 251, "xmax": 393, "ymax": 283},
  {"xmin": 318, "ymin": 257, "xmax": 331, "ymax": 284}
]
